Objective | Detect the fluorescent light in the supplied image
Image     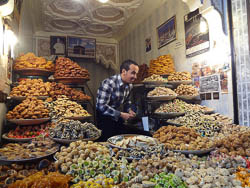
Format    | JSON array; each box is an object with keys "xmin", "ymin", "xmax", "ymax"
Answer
[{"xmin": 98, "ymin": 0, "xmax": 109, "ymax": 3}]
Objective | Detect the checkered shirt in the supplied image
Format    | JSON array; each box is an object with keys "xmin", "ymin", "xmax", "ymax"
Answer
[{"xmin": 96, "ymin": 74, "xmax": 133, "ymax": 121}]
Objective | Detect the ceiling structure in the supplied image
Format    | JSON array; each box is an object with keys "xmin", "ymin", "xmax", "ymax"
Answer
[{"xmin": 38, "ymin": 0, "xmax": 144, "ymax": 38}]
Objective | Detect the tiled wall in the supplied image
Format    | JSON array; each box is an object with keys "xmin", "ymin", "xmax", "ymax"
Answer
[{"xmin": 232, "ymin": 0, "xmax": 250, "ymax": 126}]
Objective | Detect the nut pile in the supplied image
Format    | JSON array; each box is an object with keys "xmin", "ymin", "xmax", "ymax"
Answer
[
  {"xmin": 134, "ymin": 64, "xmax": 149, "ymax": 84},
  {"xmin": 49, "ymin": 119, "xmax": 101, "ymax": 140},
  {"xmin": 6, "ymin": 97, "xmax": 49, "ymax": 119},
  {"xmin": 10, "ymin": 79, "xmax": 51, "ymax": 97},
  {"xmin": 45, "ymin": 96, "xmax": 90, "ymax": 119},
  {"xmin": 14, "ymin": 53, "xmax": 55, "ymax": 71},
  {"xmin": 215, "ymin": 124, "xmax": 250, "ymax": 139},
  {"xmin": 174, "ymin": 84, "xmax": 199, "ymax": 96},
  {"xmin": 149, "ymin": 55, "xmax": 175, "ymax": 75},
  {"xmin": 209, "ymin": 113, "xmax": 233, "ymax": 125},
  {"xmin": 50, "ymin": 82, "xmax": 91, "ymax": 101},
  {"xmin": 153, "ymin": 126, "xmax": 214, "ymax": 150},
  {"xmin": 142, "ymin": 74, "xmax": 167, "ymax": 82},
  {"xmin": 155, "ymin": 101, "xmax": 185, "ymax": 113},
  {"xmin": 54, "ymin": 57, "xmax": 90, "ymax": 79},
  {"xmin": 168, "ymin": 71, "xmax": 191, "ymax": 81},
  {"xmin": 167, "ymin": 111, "xmax": 222, "ymax": 137},
  {"xmin": 147, "ymin": 87, "xmax": 177, "ymax": 97},
  {"xmin": 214, "ymin": 131, "xmax": 250, "ymax": 156}
]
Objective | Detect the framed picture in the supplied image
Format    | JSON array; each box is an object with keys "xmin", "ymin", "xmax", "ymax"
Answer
[
  {"xmin": 145, "ymin": 37, "xmax": 151, "ymax": 52},
  {"xmin": 67, "ymin": 36, "xmax": 96, "ymax": 58},
  {"xmin": 50, "ymin": 36, "xmax": 66, "ymax": 55},
  {"xmin": 157, "ymin": 15, "xmax": 177, "ymax": 49}
]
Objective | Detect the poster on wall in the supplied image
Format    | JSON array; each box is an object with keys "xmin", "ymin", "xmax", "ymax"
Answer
[
  {"xmin": 145, "ymin": 37, "xmax": 151, "ymax": 52},
  {"xmin": 184, "ymin": 9, "xmax": 210, "ymax": 58},
  {"xmin": 200, "ymin": 74, "xmax": 220, "ymax": 93}
]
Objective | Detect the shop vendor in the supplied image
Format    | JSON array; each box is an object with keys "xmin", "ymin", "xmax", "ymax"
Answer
[{"xmin": 96, "ymin": 59, "xmax": 139, "ymax": 141}]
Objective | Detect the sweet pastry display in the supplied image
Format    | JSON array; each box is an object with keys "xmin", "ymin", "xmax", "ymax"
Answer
[
  {"xmin": 14, "ymin": 53, "xmax": 55, "ymax": 71},
  {"xmin": 142, "ymin": 74, "xmax": 167, "ymax": 82},
  {"xmin": 8, "ymin": 171, "xmax": 71, "ymax": 188},
  {"xmin": 5, "ymin": 122, "xmax": 53, "ymax": 139},
  {"xmin": 149, "ymin": 55, "xmax": 175, "ymax": 75},
  {"xmin": 0, "ymin": 138, "xmax": 58, "ymax": 161},
  {"xmin": 153, "ymin": 126, "xmax": 214, "ymax": 150},
  {"xmin": 147, "ymin": 87, "xmax": 177, "ymax": 97},
  {"xmin": 50, "ymin": 82, "xmax": 91, "ymax": 101},
  {"xmin": 175, "ymin": 84, "xmax": 199, "ymax": 96},
  {"xmin": 235, "ymin": 167, "xmax": 250, "ymax": 187},
  {"xmin": 45, "ymin": 96, "xmax": 90, "ymax": 119},
  {"xmin": 168, "ymin": 71, "xmax": 191, "ymax": 81},
  {"xmin": 49, "ymin": 119, "xmax": 101, "ymax": 140},
  {"xmin": 10, "ymin": 79, "xmax": 51, "ymax": 97},
  {"xmin": 6, "ymin": 97, "xmax": 49, "ymax": 119},
  {"xmin": 155, "ymin": 101, "xmax": 185, "ymax": 113},
  {"xmin": 134, "ymin": 64, "xmax": 149, "ymax": 84},
  {"xmin": 54, "ymin": 57, "xmax": 90, "ymax": 79}
]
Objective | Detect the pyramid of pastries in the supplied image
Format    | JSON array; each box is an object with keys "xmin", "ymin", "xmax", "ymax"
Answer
[
  {"xmin": 54, "ymin": 57, "xmax": 90, "ymax": 79},
  {"xmin": 14, "ymin": 53, "xmax": 54, "ymax": 71},
  {"xmin": 149, "ymin": 54, "xmax": 175, "ymax": 75}
]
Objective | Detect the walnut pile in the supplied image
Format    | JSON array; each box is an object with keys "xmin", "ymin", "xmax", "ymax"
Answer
[
  {"xmin": 168, "ymin": 71, "xmax": 191, "ymax": 81},
  {"xmin": 54, "ymin": 57, "xmax": 89, "ymax": 79},
  {"xmin": 6, "ymin": 97, "xmax": 49, "ymax": 119},
  {"xmin": 174, "ymin": 84, "xmax": 199, "ymax": 96},
  {"xmin": 147, "ymin": 87, "xmax": 177, "ymax": 97}
]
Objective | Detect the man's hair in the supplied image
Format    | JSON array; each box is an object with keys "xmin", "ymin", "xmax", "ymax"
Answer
[{"xmin": 120, "ymin": 59, "xmax": 138, "ymax": 73}]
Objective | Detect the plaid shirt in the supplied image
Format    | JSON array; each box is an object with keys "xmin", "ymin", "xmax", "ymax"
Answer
[{"xmin": 96, "ymin": 74, "xmax": 133, "ymax": 121}]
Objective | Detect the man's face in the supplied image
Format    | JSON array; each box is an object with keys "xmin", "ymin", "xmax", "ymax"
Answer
[{"xmin": 122, "ymin": 64, "xmax": 139, "ymax": 83}]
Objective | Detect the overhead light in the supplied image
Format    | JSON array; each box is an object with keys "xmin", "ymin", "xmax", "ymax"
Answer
[{"xmin": 98, "ymin": 0, "xmax": 109, "ymax": 3}]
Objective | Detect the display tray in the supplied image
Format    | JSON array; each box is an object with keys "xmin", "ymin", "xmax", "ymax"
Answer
[
  {"xmin": 154, "ymin": 112, "xmax": 185, "ymax": 118},
  {"xmin": 64, "ymin": 115, "xmax": 92, "ymax": 121},
  {"xmin": 165, "ymin": 121, "xmax": 183, "ymax": 127},
  {"xmin": 0, "ymin": 146, "xmax": 59, "ymax": 163},
  {"xmin": 7, "ymin": 118, "xmax": 50, "ymax": 125},
  {"xmin": 173, "ymin": 148, "xmax": 215, "ymax": 155},
  {"xmin": 50, "ymin": 135, "xmax": 101, "ymax": 145},
  {"xmin": 14, "ymin": 68, "xmax": 54, "ymax": 76},
  {"xmin": 143, "ymin": 81, "xmax": 168, "ymax": 85},
  {"xmin": 177, "ymin": 95, "xmax": 200, "ymax": 100},
  {"xmin": 54, "ymin": 77, "xmax": 89, "ymax": 84},
  {"xmin": 107, "ymin": 134, "xmax": 158, "ymax": 149},
  {"xmin": 203, "ymin": 108, "xmax": 215, "ymax": 114},
  {"xmin": 147, "ymin": 95, "xmax": 177, "ymax": 101},
  {"xmin": 132, "ymin": 83, "xmax": 144, "ymax": 87},
  {"xmin": 9, "ymin": 96, "xmax": 49, "ymax": 100},
  {"xmin": 168, "ymin": 80, "xmax": 192, "ymax": 86},
  {"xmin": 2, "ymin": 133, "xmax": 33, "ymax": 142}
]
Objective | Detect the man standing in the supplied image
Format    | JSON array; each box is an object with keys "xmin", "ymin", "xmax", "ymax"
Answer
[{"xmin": 96, "ymin": 59, "xmax": 139, "ymax": 141}]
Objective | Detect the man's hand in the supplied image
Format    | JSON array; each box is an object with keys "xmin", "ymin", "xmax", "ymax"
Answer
[
  {"xmin": 128, "ymin": 109, "xmax": 136, "ymax": 117},
  {"xmin": 120, "ymin": 112, "xmax": 134, "ymax": 121}
]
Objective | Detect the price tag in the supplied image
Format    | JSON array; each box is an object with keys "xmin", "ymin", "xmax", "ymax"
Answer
[{"xmin": 142, "ymin": 116, "xmax": 149, "ymax": 131}]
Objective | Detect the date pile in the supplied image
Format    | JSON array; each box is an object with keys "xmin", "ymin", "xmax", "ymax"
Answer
[
  {"xmin": 134, "ymin": 64, "xmax": 149, "ymax": 83},
  {"xmin": 6, "ymin": 97, "xmax": 49, "ymax": 119},
  {"xmin": 149, "ymin": 55, "xmax": 175, "ymax": 75},
  {"xmin": 54, "ymin": 57, "xmax": 90, "ymax": 79},
  {"xmin": 50, "ymin": 82, "xmax": 90, "ymax": 101},
  {"xmin": 175, "ymin": 84, "xmax": 199, "ymax": 96},
  {"xmin": 45, "ymin": 96, "xmax": 90, "ymax": 119},
  {"xmin": 147, "ymin": 87, "xmax": 177, "ymax": 97},
  {"xmin": 14, "ymin": 53, "xmax": 54, "ymax": 71},
  {"xmin": 168, "ymin": 71, "xmax": 191, "ymax": 81},
  {"xmin": 10, "ymin": 79, "xmax": 51, "ymax": 97},
  {"xmin": 153, "ymin": 126, "xmax": 214, "ymax": 150},
  {"xmin": 49, "ymin": 119, "xmax": 101, "ymax": 140}
]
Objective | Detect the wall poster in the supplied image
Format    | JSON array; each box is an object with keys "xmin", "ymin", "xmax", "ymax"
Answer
[{"xmin": 184, "ymin": 9, "xmax": 210, "ymax": 58}]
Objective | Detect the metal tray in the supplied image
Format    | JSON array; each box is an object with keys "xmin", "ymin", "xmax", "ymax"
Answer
[
  {"xmin": 165, "ymin": 121, "xmax": 183, "ymax": 127},
  {"xmin": 0, "ymin": 146, "xmax": 59, "ymax": 163},
  {"xmin": 7, "ymin": 118, "xmax": 50, "ymax": 125},
  {"xmin": 14, "ymin": 68, "xmax": 54, "ymax": 76},
  {"xmin": 2, "ymin": 133, "xmax": 33, "ymax": 142},
  {"xmin": 147, "ymin": 95, "xmax": 177, "ymax": 101},
  {"xmin": 9, "ymin": 96, "xmax": 49, "ymax": 100},
  {"xmin": 143, "ymin": 81, "xmax": 168, "ymax": 85},
  {"xmin": 168, "ymin": 80, "xmax": 192, "ymax": 86},
  {"xmin": 54, "ymin": 77, "xmax": 89, "ymax": 84},
  {"xmin": 154, "ymin": 112, "xmax": 185, "ymax": 118},
  {"xmin": 177, "ymin": 95, "xmax": 200, "ymax": 100},
  {"xmin": 173, "ymin": 148, "xmax": 215, "ymax": 155},
  {"xmin": 50, "ymin": 135, "xmax": 101, "ymax": 145}
]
